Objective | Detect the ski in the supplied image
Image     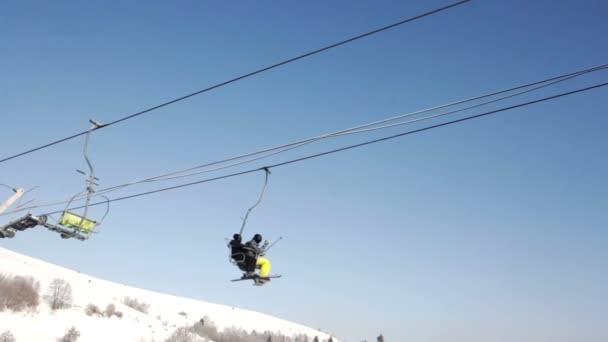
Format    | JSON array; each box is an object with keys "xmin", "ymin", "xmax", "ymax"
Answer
[{"xmin": 231, "ymin": 274, "xmax": 282, "ymax": 282}]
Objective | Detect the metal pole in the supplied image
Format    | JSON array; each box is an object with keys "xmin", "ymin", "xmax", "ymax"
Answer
[
  {"xmin": 264, "ymin": 236, "xmax": 283, "ymax": 253},
  {"xmin": 80, "ymin": 120, "xmax": 103, "ymax": 221},
  {"xmin": 238, "ymin": 168, "xmax": 271, "ymax": 236},
  {"xmin": 0, "ymin": 188, "xmax": 25, "ymax": 214}
]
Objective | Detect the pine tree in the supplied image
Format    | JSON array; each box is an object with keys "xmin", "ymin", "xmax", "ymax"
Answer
[
  {"xmin": 313, "ymin": 337, "xmax": 320, "ymax": 342},
  {"xmin": 377, "ymin": 334, "xmax": 385, "ymax": 342}
]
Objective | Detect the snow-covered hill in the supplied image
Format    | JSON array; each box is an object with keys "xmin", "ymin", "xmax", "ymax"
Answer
[{"xmin": 0, "ymin": 247, "xmax": 338, "ymax": 341}]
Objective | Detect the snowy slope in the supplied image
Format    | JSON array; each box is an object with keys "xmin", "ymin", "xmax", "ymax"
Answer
[{"xmin": 0, "ymin": 247, "xmax": 337, "ymax": 341}]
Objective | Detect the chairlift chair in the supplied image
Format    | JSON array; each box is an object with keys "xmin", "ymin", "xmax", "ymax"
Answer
[{"xmin": 42, "ymin": 192, "xmax": 110, "ymax": 241}]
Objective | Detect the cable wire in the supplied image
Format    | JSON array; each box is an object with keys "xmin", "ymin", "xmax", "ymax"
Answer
[
  {"xmin": 48, "ymin": 63, "xmax": 608, "ymax": 192},
  {"xmin": 3, "ymin": 64, "xmax": 606, "ymax": 216},
  {"xmin": 42, "ymin": 81, "xmax": 607, "ymax": 216},
  {"xmin": 0, "ymin": 183, "xmax": 16, "ymax": 192},
  {"xmin": 90, "ymin": 64, "xmax": 608, "ymax": 185},
  {"xmin": 0, "ymin": 0, "xmax": 471, "ymax": 165}
]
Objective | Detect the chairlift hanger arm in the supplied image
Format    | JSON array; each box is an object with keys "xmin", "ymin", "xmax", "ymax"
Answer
[
  {"xmin": 238, "ymin": 168, "xmax": 272, "ymax": 236},
  {"xmin": 82, "ymin": 119, "xmax": 104, "ymax": 180},
  {"xmin": 47, "ymin": 119, "xmax": 110, "ymax": 240}
]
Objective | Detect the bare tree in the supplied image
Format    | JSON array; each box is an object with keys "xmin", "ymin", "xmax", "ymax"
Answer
[
  {"xmin": 0, "ymin": 274, "xmax": 40, "ymax": 311},
  {"xmin": 122, "ymin": 296, "xmax": 149, "ymax": 314},
  {"xmin": 46, "ymin": 278, "xmax": 73, "ymax": 310},
  {"xmin": 0, "ymin": 330, "xmax": 16, "ymax": 342},
  {"xmin": 190, "ymin": 317, "xmax": 219, "ymax": 341},
  {"xmin": 293, "ymin": 334, "xmax": 309, "ymax": 342},
  {"xmin": 104, "ymin": 303, "xmax": 116, "ymax": 317},
  {"xmin": 59, "ymin": 326, "xmax": 80, "ymax": 342},
  {"xmin": 85, "ymin": 303, "xmax": 102, "ymax": 316},
  {"xmin": 165, "ymin": 327, "xmax": 195, "ymax": 342}
]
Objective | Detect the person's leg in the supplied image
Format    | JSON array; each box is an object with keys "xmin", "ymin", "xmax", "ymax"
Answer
[
  {"xmin": 242, "ymin": 254, "xmax": 256, "ymax": 275},
  {"xmin": 256, "ymin": 257, "xmax": 271, "ymax": 277}
]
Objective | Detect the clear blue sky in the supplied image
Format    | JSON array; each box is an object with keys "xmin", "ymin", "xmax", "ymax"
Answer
[{"xmin": 1, "ymin": 1, "xmax": 607, "ymax": 341}]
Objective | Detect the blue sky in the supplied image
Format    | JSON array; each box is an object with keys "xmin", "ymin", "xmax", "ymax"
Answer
[{"xmin": 1, "ymin": 1, "xmax": 607, "ymax": 341}]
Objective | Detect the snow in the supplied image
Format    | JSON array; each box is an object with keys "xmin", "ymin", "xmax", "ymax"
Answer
[{"xmin": 0, "ymin": 247, "xmax": 337, "ymax": 341}]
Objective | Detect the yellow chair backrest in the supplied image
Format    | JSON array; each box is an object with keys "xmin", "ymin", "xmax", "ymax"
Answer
[{"xmin": 59, "ymin": 211, "xmax": 97, "ymax": 233}]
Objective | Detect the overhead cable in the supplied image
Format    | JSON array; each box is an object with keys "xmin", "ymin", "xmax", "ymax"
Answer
[
  {"xmin": 42, "ymin": 81, "xmax": 608, "ymax": 216},
  {"xmin": 2, "ymin": 64, "xmax": 606, "ymax": 216},
  {"xmin": 92, "ymin": 64, "xmax": 608, "ymax": 186},
  {"xmin": 0, "ymin": 0, "xmax": 471, "ymax": 165}
]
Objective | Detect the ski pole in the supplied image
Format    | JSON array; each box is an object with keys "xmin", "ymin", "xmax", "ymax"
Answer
[{"xmin": 264, "ymin": 236, "xmax": 283, "ymax": 253}]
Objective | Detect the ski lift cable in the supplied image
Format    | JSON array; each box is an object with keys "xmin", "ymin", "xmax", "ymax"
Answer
[
  {"xmin": 0, "ymin": 0, "xmax": 472, "ymax": 165},
  {"xmin": 40, "ymin": 81, "xmax": 608, "ymax": 216},
  {"xmin": 92, "ymin": 63, "xmax": 608, "ymax": 187},
  {"xmin": 78, "ymin": 63, "xmax": 608, "ymax": 186},
  {"xmin": 154, "ymin": 65, "xmax": 608, "ymax": 185},
  {"xmin": 0, "ymin": 183, "xmax": 17, "ymax": 192},
  {"xmin": 2, "ymin": 66, "xmax": 606, "ymax": 217},
  {"xmin": 0, "ymin": 140, "xmax": 315, "ymax": 217},
  {"xmin": 265, "ymin": 82, "xmax": 608, "ymax": 170},
  {"xmin": 113, "ymin": 66, "xmax": 604, "ymax": 188},
  {"xmin": 330, "ymin": 68, "xmax": 607, "ymax": 136},
  {"xmin": 2, "ymin": 63, "xmax": 606, "ymax": 215}
]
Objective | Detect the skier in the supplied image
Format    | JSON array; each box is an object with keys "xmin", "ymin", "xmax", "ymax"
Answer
[
  {"xmin": 228, "ymin": 233, "xmax": 247, "ymax": 266},
  {"xmin": 245, "ymin": 233, "xmax": 271, "ymax": 282}
]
